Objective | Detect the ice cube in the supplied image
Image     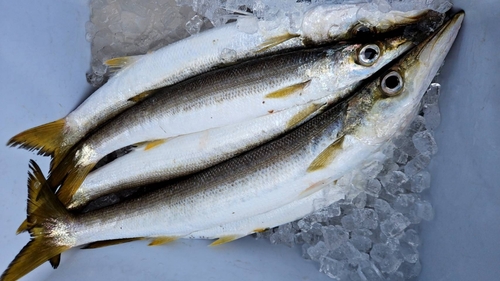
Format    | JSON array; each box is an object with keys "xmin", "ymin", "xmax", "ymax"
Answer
[
  {"xmin": 399, "ymin": 240, "xmax": 419, "ymax": 263},
  {"xmin": 380, "ymin": 171, "xmax": 409, "ymax": 196},
  {"xmin": 412, "ymin": 130, "xmax": 438, "ymax": 156},
  {"xmin": 380, "ymin": 213, "xmax": 411, "ymax": 237},
  {"xmin": 404, "ymin": 154, "xmax": 431, "ymax": 176},
  {"xmin": 374, "ymin": 198, "xmax": 395, "ymax": 220},
  {"xmin": 414, "ymin": 199, "xmax": 434, "ymax": 221},
  {"xmin": 370, "ymin": 243, "xmax": 403, "ymax": 274},
  {"xmin": 387, "ymin": 271, "xmax": 405, "ymax": 281},
  {"xmin": 321, "ymin": 225, "xmax": 349, "ymax": 250},
  {"xmin": 350, "ymin": 232, "xmax": 373, "ymax": 253},
  {"xmin": 319, "ymin": 256, "xmax": 348, "ymax": 280},
  {"xmin": 307, "ymin": 240, "xmax": 329, "ymax": 261},
  {"xmin": 364, "ymin": 179, "xmax": 381, "ymax": 197},
  {"xmin": 357, "ymin": 260, "xmax": 385, "ymax": 281},
  {"xmin": 352, "ymin": 192, "xmax": 367, "ymax": 209},
  {"xmin": 401, "ymin": 229, "xmax": 420, "ymax": 248},
  {"xmin": 410, "ymin": 170, "xmax": 431, "ymax": 193},
  {"xmin": 423, "ymin": 103, "xmax": 441, "ymax": 131},
  {"xmin": 341, "ymin": 209, "xmax": 378, "ymax": 231},
  {"xmin": 393, "ymin": 193, "xmax": 417, "ymax": 215},
  {"xmin": 400, "ymin": 260, "xmax": 422, "ymax": 279},
  {"xmin": 185, "ymin": 14, "xmax": 204, "ymax": 35}
]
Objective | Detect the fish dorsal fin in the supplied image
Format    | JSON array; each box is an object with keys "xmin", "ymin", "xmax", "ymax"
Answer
[
  {"xmin": 148, "ymin": 236, "xmax": 178, "ymax": 246},
  {"xmin": 287, "ymin": 102, "xmax": 327, "ymax": 130},
  {"xmin": 49, "ymin": 255, "xmax": 61, "ymax": 269},
  {"xmin": 128, "ymin": 89, "xmax": 156, "ymax": 103},
  {"xmin": 265, "ymin": 81, "xmax": 310, "ymax": 99},
  {"xmin": 307, "ymin": 136, "xmax": 345, "ymax": 172},
  {"xmin": 257, "ymin": 33, "xmax": 300, "ymax": 52},
  {"xmin": 104, "ymin": 55, "xmax": 143, "ymax": 71},
  {"xmin": 81, "ymin": 238, "xmax": 143, "ymax": 249},
  {"xmin": 209, "ymin": 235, "xmax": 242, "ymax": 246}
]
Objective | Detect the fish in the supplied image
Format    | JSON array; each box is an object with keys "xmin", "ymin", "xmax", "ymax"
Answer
[
  {"xmin": 47, "ymin": 35, "xmax": 416, "ymax": 207},
  {"xmin": 52, "ymin": 33, "xmax": 417, "ymax": 211},
  {"xmin": 0, "ymin": 12, "xmax": 463, "ymax": 281},
  {"xmin": 6, "ymin": 4, "xmax": 436, "ymax": 170}
]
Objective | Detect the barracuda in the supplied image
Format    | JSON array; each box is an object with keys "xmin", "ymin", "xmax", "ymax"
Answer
[
  {"xmin": 7, "ymin": 4, "xmax": 436, "ymax": 172},
  {"xmin": 0, "ymin": 12, "xmax": 463, "ymax": 281}
]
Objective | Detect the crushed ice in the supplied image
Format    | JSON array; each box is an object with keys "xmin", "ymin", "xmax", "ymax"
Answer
[{"xmin": 87, "ymin": 0, "xmax": 449, "ymax": 279}]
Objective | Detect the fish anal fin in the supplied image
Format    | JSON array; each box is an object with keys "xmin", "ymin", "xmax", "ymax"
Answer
[
  {"xmin": 265, "ymin": 81, "xmax": 310, "ymax": 99},
  {"xmin": 82, "ymin": 238, "xmax": 144, "ymax": 249},
  {"xmin": 307, "ymin": 137, "xmax": 345, "ymax": 172},
  {"xmin": 104, "ymin": 55, "xmax": 143, "ymax": 70},
  {"xmin": 257, "ymin": 33, "xmax": 300, "ymax": 52},
  {"xmin": 286, "ymin": 103, "xmax": 327, "ymax": 130},
  {"xmin": 253, "ymin": 228, "xmax": 267, "ymax": 233},
  {"xmin": 128, "ymin": 89, "xmax": 156, "ymax": 103},
  {"xmin": 209, "ymin": 235, "xmax": 242, "ymax": 246},
  {"xmin": 0, "ymin": 160, "xmax": 72, "ymax": 281},
  {"xmin": 49, "ymin": 254, "xmax": 61, "ymax": 269},
  {"xmin": 144, "ymin": 139, "xmax": 168, "ymax": 151},
  {"xmin": 148, "ymin": 236, "xmax": 178, "ymax": 246}
]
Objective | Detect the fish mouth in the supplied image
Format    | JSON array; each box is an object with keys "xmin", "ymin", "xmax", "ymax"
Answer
[{"xmin": 411, "ymin": 12, "xmax": 464, "ymax": 85}]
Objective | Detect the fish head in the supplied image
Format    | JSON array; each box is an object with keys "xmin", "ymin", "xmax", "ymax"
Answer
[
  {"xmin": 301, "ymin": 3, "xmax": 435, "ymax": 43},
  {"xmin": 353, "ymin": 12, "xmax": 464, "ymax": 145}
]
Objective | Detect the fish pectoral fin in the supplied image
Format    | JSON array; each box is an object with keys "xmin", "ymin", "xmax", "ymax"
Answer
[
  {"xmin": 209, "ymin": 235, "xmax": 243, "ymax": 246},
  {"xmin": 128, "ymin": 89, "xmax": 156, "ymax": 103},
  {"xmin": 286, "ymin": 102, "xmax": 327, "ymax": 130},
  {"xmin": 104, "ymin": 55, "xmax": 144, "ymax": 71},
  {"xmin": 81, "ymin": 238, "xmax": 144, "ymax": 249},
  {"xmin": 265, "ymin": 80, "xmax": 311, "ymax": 99},
  {"xmin": 148, "ymin": 236, "xmax": 179, "ymax": 246},
  {"xmin": 49, "ymin": 255, "xmax": 61, "ymax": 269},
  {"xmin": 298, "ymin": 180, "xmax": 329, "ymax": 199},
  {"xmin": 257, "ymin": 33, "xmax": 300, "ymax": 52},
  {"xmin": 307, "ymin": 136, "xmax": 345, "ymax": 172},
  {"xmin": 143, "ymin": 139, "xmax": 169, "ymax": 151}
]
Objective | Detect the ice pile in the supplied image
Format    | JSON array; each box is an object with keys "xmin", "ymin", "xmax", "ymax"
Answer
[
  {"xmin": 256, "ymin": 84, "xmax": 442, "ymax": 280},
  {"xmin": 86, "ymin": 0, "xmax": 451, "ymax": 86},
  {"xmin": 87, "ymin": 0, "xmax": 448, "ymax": 279}
]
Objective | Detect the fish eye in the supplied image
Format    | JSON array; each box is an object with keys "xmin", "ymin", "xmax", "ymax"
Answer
[
  {"xmin": 352, "ymin": 23, "xmax": 376, "ymax": 38},
  {"xmin": 381, "ymin": 71, "xmax": 404, "ymax": 96},
  {"xmin": 357, "ymin": 44, "xmax": 381, "ymax": 66}
]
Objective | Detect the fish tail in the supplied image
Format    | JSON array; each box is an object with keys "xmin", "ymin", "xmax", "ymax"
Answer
[
  {"xmin": 49, "ymin": 148, "xmax": 96, "ymax": 206},
  {"xmin": 1, "ymin": 160, "xmax": 73, "ymax": 281},
  {"xmin": 7, "ymin": 119, "xmax": 72, "ymax": 171}
]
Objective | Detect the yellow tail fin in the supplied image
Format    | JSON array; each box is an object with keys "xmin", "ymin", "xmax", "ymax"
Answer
[
  {"xmin": 1, "ymin": 160, "xmax": 72, "ymax": 281},
  {"xmin": 7, "ymin": 118, "xmax": 72, "ymax": 173},
  {"xmin": 49, "ymin": 147, "xmax": 96, "ymax": 206}
]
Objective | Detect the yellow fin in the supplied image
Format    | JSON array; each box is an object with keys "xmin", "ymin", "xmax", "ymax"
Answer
[
  {"xmin": 257, "ymin": 33, "xmax": 300, "ymax": 52},
  {"xmin": 128, "ymin": 89, "xmax": 155, "ymax": 103},
  {"xmin": 0, "ymin": 160, "xmax": 71, "ymax": 281},
  {"xmin": 253, "ymin": 228, "xmax": 267, "ymax": 233},
  {"xmin": 148, "ymin": 236, "xmax": 178, "ymax": 246},
  {"xmin": 264, "ymin": 81, "xmax": 310, "ymax": 99},
  {"xmin": 144, "ymin": 139, "xmax": 168, "ymax": 151},
  {"xmin": 104, "ymin": 55, "xmax": 143, "ymax": 70},
  {"xmin": 50, "ymin": 149, "xmax": 96, "ymax": 206},
  {"xmin": 307, "ymin": 137, "xmax": 345, "ymax": 172},
  {"xmin": 82, "ymin": 238, "xmax": 144, "ymax": 249},
  {"xmin": 15, "ymin": 219, "xmax": 29, "ymax": 235},
  {"xmin": 7, "ymin": 118, "xmax": 71, "ymax": 173},
  {"xmin": 286, "ymin": 103, "xmax": 326, "ymax": 130},
  {"xmin": 49, "ymin": 255, "xmax": 61, "ymax": 269},
  {"xmin": 209, "ymin": 235, "xmax": 241, "ymax": 246}
]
